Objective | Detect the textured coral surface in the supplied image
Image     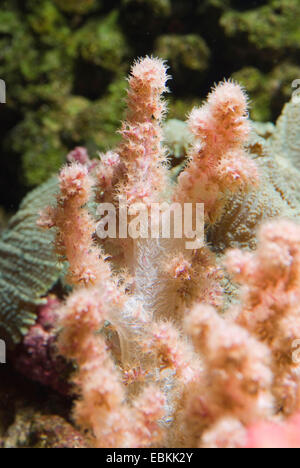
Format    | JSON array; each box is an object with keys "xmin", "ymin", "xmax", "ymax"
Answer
[{"xmin": 0, "ymin": 178, "xmax": 62, "ymax": 344}]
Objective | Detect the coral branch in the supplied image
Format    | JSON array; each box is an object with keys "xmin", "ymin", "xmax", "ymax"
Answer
[
  {"xmin": 56, "ymin": 288, "xmax": 131, "ymax": 448},
  {"xmin": 174, "ymin": 81, "xmax": 258, "ymax": 224},
  {"xmin": 117, "ymin": 56, "xmax": 170, "ymax": 206},
  {"xmin": 176, "ymin": 303, "xmax": 273, "ymax": 447},
  {"xmin": 39, "ymin": 163, "xmax": 111, "ymax": 286},
  {"xmin": 225, "ymin": 219, "xmax": 300, "ymax": 415}
]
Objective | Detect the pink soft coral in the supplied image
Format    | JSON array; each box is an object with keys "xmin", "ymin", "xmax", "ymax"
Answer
[
  {"xmin": 176, "ymin": 304, "xmax": 273, "ymax": 448},
  {"xmin": 39, "ymin": 163, "xmax": 111, "ymax": 287},
  {"xmin": 174, "ymin": 81, "xmax": 258, "ymax": 224},
  {"xmin": 225, "ymin": 220, "xmax": 300, "ymax": 415},
  {"xmin": 117, "ymin": 56, "xmax": 170, "ymax": 207},
  {"xmin": 37, "ymin": 57, "xmax": 279, "ymax": 449},
  {"xmin": 245, "ymin": 413, "xmax": 300, "ymax": 448}
]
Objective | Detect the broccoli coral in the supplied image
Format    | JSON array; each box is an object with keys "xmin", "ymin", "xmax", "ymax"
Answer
[{"xmin": 37, "ymin": 56, "xmax": 289, "ymax": 448}]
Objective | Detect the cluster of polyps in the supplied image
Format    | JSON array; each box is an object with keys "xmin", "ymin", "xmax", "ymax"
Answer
[{"xmin": 39, "ymin": 57, "xmax": 300, "ymax": 448}]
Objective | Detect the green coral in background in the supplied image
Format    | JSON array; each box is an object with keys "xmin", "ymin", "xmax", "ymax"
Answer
[
  {"xmin": 73, "ymin": 11, "xmax": 130, "ymax": 72},
  {"xmin": 53, "ymin": 0, "xmax": 98, "ymax": 14},
  {"xmin": 232, "ymin": 67, "xmax": 271, "ymax": 122},
  {"xmin": 155, "ymin": 34, "xmax": 210, "ymax": 81},
  {"xmin": 0, "ymin": 0, "xmax": 299, "ymax": 212},
  {"xmin": 233, "ymin": 63, "xmax": 300, "ymax": 122},
  {"xmin": 221, "ymin": 0, "xmax": 300, "ymax": 51}
]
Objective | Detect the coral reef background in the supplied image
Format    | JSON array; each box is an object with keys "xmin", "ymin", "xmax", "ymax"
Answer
[{"xmin": 1, "ymin": 0, "xmax": 300, "ymax": 212}]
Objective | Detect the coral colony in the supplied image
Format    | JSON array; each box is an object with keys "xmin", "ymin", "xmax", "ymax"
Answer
[{"xmin": 2, "ymin": 56, "xmax": 300, "ymax": 448}]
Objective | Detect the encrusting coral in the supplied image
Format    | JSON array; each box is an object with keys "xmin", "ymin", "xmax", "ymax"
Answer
[{"xmin": 1, "ymin": 55, "xmax": 300, "ymax": 448}]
